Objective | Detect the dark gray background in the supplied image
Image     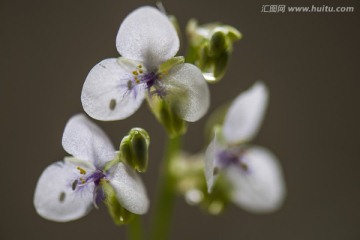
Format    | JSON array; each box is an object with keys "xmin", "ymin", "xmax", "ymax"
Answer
[{"xmin": 1, "ymin": 0, "xmax": 359, "ymax": 239}]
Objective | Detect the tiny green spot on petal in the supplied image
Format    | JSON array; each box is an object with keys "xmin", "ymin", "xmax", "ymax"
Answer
[
  {"xmin": 109, "ymin": 99, "xmax": 117, "ymax": 110},
  {"xmin": 72, "ymin": 180, "xmax": 78, "ymax": 191},
  {"xmin": 59, "ymin": 192, "xmax": 66, "ymax": 203}
]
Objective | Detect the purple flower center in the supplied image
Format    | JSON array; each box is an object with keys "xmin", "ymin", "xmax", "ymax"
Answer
[
  {"xmin": 141, "ymin": 71, "xmax": 158, "ymax": 89},
  {"xmin": 128, "ymin": 65, "xmax": 167, "ymax": 98},
  {"xmin": 73, "ymin": 167, "xmax": 108, "ymax": 208},
  {"xmin": 141, "ymin": 71, "xmax": 167, "ymax": 98},
  {"xmin": 217, "ymin": 150, "xmax": 239, "ymax": 167},
  {"xmin": 86, "ymin": 169, "xmax": 107, "ymax": 186},
  {"xmin": 217, "ymin": 149, "xmax": 250, "ymax": 173}
]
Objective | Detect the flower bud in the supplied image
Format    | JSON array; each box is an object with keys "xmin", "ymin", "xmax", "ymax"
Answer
[
  {"xmin": 186, "ymin": 19, "xmax": 241, "ymax": 83},
  {"xmin": 209, "ymin": 31, "xmax": 227, "ymax": 57},
  {"xmin": 120, "ymin": 128, "xmax": 150, "ymax": 173},
  {"xmin": 147, "ymin": 97, "xmax": 187, "ymax": 138}
]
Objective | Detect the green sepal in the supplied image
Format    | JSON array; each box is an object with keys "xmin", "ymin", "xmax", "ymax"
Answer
[
  {"xmin": 158, "ymin": 56, "xmax": 185, "ymax": 73},
  {"xmin": 147, "ymin": 97, "xmax": 187, "ymax": 138},
  {"xmin": 119, "ymin": 128, "xmax": 150, "ymax": 173},
  {"xmin": 103, "ymin": 181, "xmax": 136, "ymax": 225}
]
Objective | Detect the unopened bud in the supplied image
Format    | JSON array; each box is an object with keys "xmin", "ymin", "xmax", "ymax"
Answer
[
  {"xmin": 120, "ymin": 128, "xmax": 150, "ymax": 173},
  {"xmin": 147, "ymin": 97, "xmax": 187, "ymax": 138},
  {"xmin": 186, "ymin": 19, "xmax": 241, "ymax": 83},
  {"xmin": 209, "ymin": 31, "xmax": 227, "ymax": 57}
]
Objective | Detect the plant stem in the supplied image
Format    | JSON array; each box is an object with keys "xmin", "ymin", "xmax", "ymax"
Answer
[
  {"xmin": 127, "ymin": 215, "xmax": 143, "ymax": 240},
  {"xmin": 149, "ymin": 135, "xmax": 181, "ymax": 240}
]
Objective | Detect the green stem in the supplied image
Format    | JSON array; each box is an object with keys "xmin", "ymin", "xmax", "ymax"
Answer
[
  {"xmin": 127, "ymin": 215, "xmax": 143, "ymax": 240},
  {"xmin": 149, "ymin": 135, "xmax": 181, "ymax": 240}
]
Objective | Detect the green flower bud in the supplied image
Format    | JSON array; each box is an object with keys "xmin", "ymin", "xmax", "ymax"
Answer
[
  {"xmin": 209, "ymin": 31, "xmax": 227, "ymax": 57},
  {"xmin": 103, "ymin": 181, "xmax": 135, "ymax": 225},
  {"xmin": 120, "ymin": 128, "xmax": 150, "ymax": 173},
  {"xmin": 147, "ymin": 97, "xmax": 187, "ymax": 138},
  {"xmin": 186, "ymin": 19, "xmax": 241, "ymax": 83}
]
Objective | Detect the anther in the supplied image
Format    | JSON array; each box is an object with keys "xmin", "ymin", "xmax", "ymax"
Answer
[
  {"xmin": 77, "ymin": 166, "xmax": 86, "ymax": 175},
  {"xmin": 80, "ymin": 178, "xmax": 86, "ymax": 184},
  {"xmin": 138, "ymin": 65, "xmax": 142, "ymax": 68},
  {"xmin": 132, "ymin": 71, "xmax": 138, "ymax": 75}
]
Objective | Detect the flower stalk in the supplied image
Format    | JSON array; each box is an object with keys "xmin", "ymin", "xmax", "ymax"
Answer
[
  {"xmin": 149, "ymin": 135, "xmax": 181, "ymax": 240},
  {"xmin": 127, "ymin": 215, "xmax": 144, "ymax": 240}
]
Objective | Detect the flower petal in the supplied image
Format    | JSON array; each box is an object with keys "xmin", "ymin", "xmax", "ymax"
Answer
[
  {"xmin": 62, "ymin": 114, "xmax": 116, "ymax": 168},
  {"xmin": 225, "ymin": 146, "xmax": 286, "ymax": 213},
  {"xmin": 116, "ymin": 6, "xmax": 179, "ymax": 69},
  {"xmin": 204, "ymin": 130, "xmax": 224, "ymax": 193},
  {"xmin": 204, "ymin": 136, "xmax": 217, "ymax": 193},
  {"xmin": 223, "ymin": 81, "xmax": 268, "ymax": 144},
  {"xmin": 163, "ymin": 63, "xmax": 210, "ymax": 122},
  {"xmin": 108, "ymin": 162, "xmax": 149, "ymax": 214},
  {"xmin": 34, "ymin": 161, "xmax": 93, "ymax": 222},
  {"xmin": 81, "ymin": 58, "xmax": 146, "ymax": 121}
]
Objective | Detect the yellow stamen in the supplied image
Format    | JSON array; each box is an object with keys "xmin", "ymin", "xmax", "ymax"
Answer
[
  {"xmin": 132, "ymin": 71, "xmax": 138, "ymax": 75},
  {"xmin": 138, "ymin": 65, "xmax": 142, "ymax": 68},
  {"xmin": 76, "ymin": 166, "xmax": 86, "ymax": 175},
  {"xmin": 139, "ymin": 70, "xmax": 143, "ymax": 74}
]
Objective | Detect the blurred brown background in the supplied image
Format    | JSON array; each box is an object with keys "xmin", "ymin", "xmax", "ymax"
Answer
[{"xmin": 1, "ymin": 0, "xmax": 359, "ymax": 239}]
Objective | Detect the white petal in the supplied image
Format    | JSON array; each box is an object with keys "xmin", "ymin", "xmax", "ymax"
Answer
[
  {"xmin": 223, "ymin": 81, "xmax": 268, "ymax": 144},
  {"xmin": 225, "ymin": 146, "xmax": 286, "ymax": 213},
  {"xmin": 62, "ymin": 114, "xmax": 116, "ymax": 168},
  {"xmin": 34, "ymin": 161, "xmax": 93, "ymax": 222},
  {"xmin": 163, "ymin": 63, "xmax": 210, "ymax": 122},
  {"xmin": 204, "ymin": 135, "xmax": 218, "ymax": 193},
  {"xmin": 81, "ymin": 58, "xmax": 146, "ymax": 121},
  {"xmin": 108, "ymin": 162, "xmax": 149, "ymax": 214},
  {"xmin": 116, "ymin": 6, "xmax": 179, "ymax": 69}
]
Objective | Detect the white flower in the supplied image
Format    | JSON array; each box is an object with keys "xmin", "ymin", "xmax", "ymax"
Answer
[
  {"xmin": 205, "ymin": 82, "xmax": 286, "ymax": 213},
  {"xmin": 81, "ymin": 6, "xmax": 209, "ymax": 122},
  {"xmin": 33, "ymin": 114, "xmax": 149, "ymax": 222}
]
